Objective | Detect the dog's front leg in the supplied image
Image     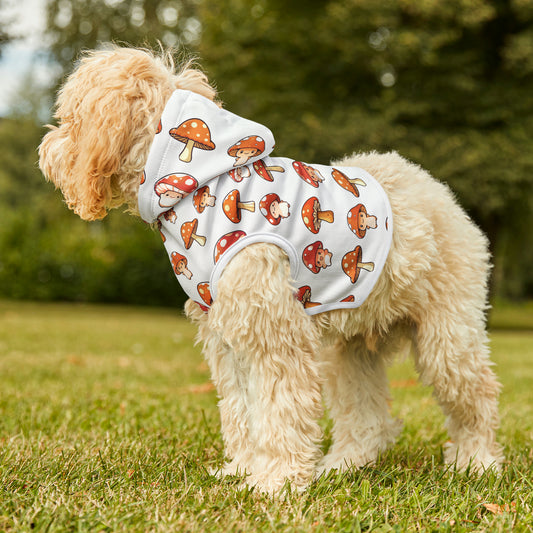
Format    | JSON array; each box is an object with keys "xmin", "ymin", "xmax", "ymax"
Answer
[{"xmin": 208, "ymin": 244, "xmax": 324, "ymax": 493}]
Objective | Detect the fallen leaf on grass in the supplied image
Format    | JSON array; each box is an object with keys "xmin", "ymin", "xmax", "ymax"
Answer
[
  {"xmin": 482, "ymin": 502, "xmax": 516, "ymax": 514},
  {"xmin": 186, "ymin": 382, "xmax": 215, "ymax": 394}
]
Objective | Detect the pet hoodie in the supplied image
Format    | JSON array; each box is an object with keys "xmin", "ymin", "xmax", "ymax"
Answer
[{"xmin": 138, "ymin": 89, "xmax": 393, "ymax": 315}]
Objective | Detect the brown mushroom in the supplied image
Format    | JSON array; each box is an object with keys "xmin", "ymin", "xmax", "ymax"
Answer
[
  {"xmin": 171, "ymin": 251, "xmax": 193, "ymax": 279},
  {"xmin": 295, "ymin": 286, "xmax": 321, "ymax": 308},
  {"xmin": 169, "ymin": 118, "xmax": 215, "ymax": 163},
  {"xmin": 347, "ymin": 204, "xmax": 378, "ymax": 238},
  {"xmin": 222, "ymin": 189, "xmax": 256, "ymax": 223},
  {"xmin": 331, "ymin": 169, "xmax": 367, "ymax": 197},
  {"xmin": 214, "ymin": 231, "xmax": 247, "ymax": 263},
  {"xmin": 197, "ymin": 282, "xmax": 213, "ymax": 307},
  {"xmin": 292, "ymin": 161, "xmax": 325, "ymax": 188},
  {"xmin": 342, "ymin": 246, "xmax": 375, "ymax": 284},
  {"xmin": 301, "ymin": 197, "xmax": 334, "ymax": 234},
  {"xmin": 180, "ymin": 219, "xmax": 206, "ymax": 249},
  {"xmin": 228, "ymin": 136, "xmax": 265, "ymax": 166},
  {"xmin": 253, "ymin": 160, "xmax": 285, "ymax": 182}
]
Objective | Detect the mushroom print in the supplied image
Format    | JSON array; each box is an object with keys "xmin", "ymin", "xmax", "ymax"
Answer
[
  {"xmin": 342, "ymin": 246, "xmax": 375, "ymax": 284},
  {"xmin": 292, "ymin": 161, "xmax": 325, "ymax": 188},
  {"xmin": 192, "ymin": 185, "xmax": 216, "ymax": 213},
  {"xmin": 295, "ymin": 286, "xmax": 321, "ymax": 308},
  {"xmin": 331, "ymin": 169, "xmax": 367, "ymax": 197},
  {"xmin": 301, "ymin": 197, "xmax": 334, "ymax": 234},
  {"xmin": 302, "ymin": 241, "xmax": 332, "ymax": 273},
  {"xmin": 155, "ymin": 174, "xmax": 198, "ymax": 208},
  {"xmin": 156, "ymin": 119, "xmax": 162, "ymax": 134},
  {"xmin": 169, "ymin": 119, "xmax": 215, "ymax": 163},
  {"xmin": 229, "ymin": 166, "xmax": 251, "ymax": 182},
  {"xmin": 180, "ymin": 219, "xmax": 206, "ymax": 249},
  {"xmin": 341, "ymin": 295, "xmax": 355, "ymax": 303},
  {"xmin": 259, "ymin": 193, "xmax": 290, "ymax": 225},
  {"xmin": 163, "ymin": 209, "xmax": 177, "ymax": 223},
  {"xmin": 214, "ymin": 231, "xmax": 247, "ymax": 263},
  {"xmin": 223, "ymin": 190, "xmax": 256, "ymax": 223},
  {"xmin": 197, "ymin": 282, "xmax": 213, "ymax": 307},
  {"xmin": 253, "ymin": 160, "xmax": 285, "ymax": 182},
  {"xmin": 156, "ymin": 219, "xmax": 166, "ymax": 242},
  {"xmin": 140, "ymin": 171, "xmax": 146, "ymax": 185},
  {"xmin": 228, "ymin": 136, "xmax": 265, "ymax": 166},
  {"xmin": 347, "ymin": 204, "xmax": 378, "ymax": 238},
  {"xmin": 171, "ymin": 251, "xmax": 193, "ymax": 280}
]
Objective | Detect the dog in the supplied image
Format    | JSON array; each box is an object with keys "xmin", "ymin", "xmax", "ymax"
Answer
[{"xmin": 39, "ymin": 46, "xmax": 503, "ymax": 493}]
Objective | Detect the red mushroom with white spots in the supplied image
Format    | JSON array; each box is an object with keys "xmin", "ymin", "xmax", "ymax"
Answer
[
  {"xmin": 301, "ymin": 197, "xmax": 334, "ymax": 234},
  {"xmin": 223, "ymin": 189, "xmax": 256, "ymax": 223},
  {"xmin": 214, "ymin": 231, "xmax": 247, "ymax": 263},
  {"xmin": 253, "ymin": 160, "xmax": 285, "ymax": 182},
  {"xmin": 342, "ymin": 246, "xmax": 375, "ymax": 284},
  {"xmin": 171, "ymin": 251, "xmax": 193, "ymax": 279},
  {"xmin": 155, "ymin": 173, "xmax": 198, "ymax": 208},
  {"xmin": 228, "ymin": 136, "xmax": 265, "ymax": 166},
  {"xmin": 302, "ymin": 241, "xmax": 332, "ymax": 274},
  {"xmin": 169, "ymin": 118, "xmax": 215, "ymax": 163},
  {"xmin": 180, "ymin": 219, "xmax": 206, "ymax": 249},
  {"xmin": 192, "ymin": 186, "xmax": 216, "ymax": 213},
  {"xmin": 259, "ymin": 193, "xmax": 290, "ymax": 225},
  {"xmin": 347, "ymin": 204, "xmax": 377, "ymax": 238},
  {"xmin": 229, "ymin": 166, "xmax": 251, "ymax": 182},
  {"xmin": 295, "ymin": 286, "xmax": 321, "ymax": 309},
  {"xmin": 331, "ymin": 169, "xmax": 367, "ymax": 197},
  {"xmin": 292, "ymin": 161, "xmax": 325, "ymax": 188},
  {"xmin": 197, "ymin": 282, "xmax": 213, "ymax": 307}
]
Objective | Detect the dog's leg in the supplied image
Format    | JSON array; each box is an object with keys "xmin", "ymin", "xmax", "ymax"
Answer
[
  {"xmin": 413, "ymin": 313, "xmax": 503, "ymax": 472},
  {"xmin": 208, "ymin": 244, "xmax": 324, "ymax": 493},
  {"xmin": 318, "ymin": 335, "xmax": 402, "ymax": 474}
]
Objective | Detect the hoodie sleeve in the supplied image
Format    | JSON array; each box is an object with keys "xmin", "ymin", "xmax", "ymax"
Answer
[{"xmin": 139, "ymin": 90, "xmax": 276, "ymax": 223}]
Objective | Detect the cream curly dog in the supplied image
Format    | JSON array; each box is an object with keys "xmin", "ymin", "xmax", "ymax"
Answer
[{"xmin": 39, "ymin": 46, "xmax": 503, "ymax": 493}]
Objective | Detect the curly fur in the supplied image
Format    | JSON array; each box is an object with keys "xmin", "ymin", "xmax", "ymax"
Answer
[{"xmin": 39, "ymin": 45, "xmax": 503, "ymax": 494}]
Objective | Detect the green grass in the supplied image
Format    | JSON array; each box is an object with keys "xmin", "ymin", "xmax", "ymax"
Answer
[{"xmin": 1, "ymin": 300, "xmax": 532, "ymax": 532}]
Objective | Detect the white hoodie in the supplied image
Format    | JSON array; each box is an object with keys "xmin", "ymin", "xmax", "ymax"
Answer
[{"xmin": 139, "ymin": 90, "xmax": 393, "ymax": 315}]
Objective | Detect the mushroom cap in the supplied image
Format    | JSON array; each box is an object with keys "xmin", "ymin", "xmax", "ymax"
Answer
[
  {"xmin": 302, "ymin": 241, "xmax": 323, "ymax": 274},
  {"xmin": 341, "ymin": 295, "xmax": 355, "ymax": 302},
  {"xmin": 222, "ymin": 189, "xmax": 242, "ymax": 223},
  {"xmin": 228, "ymin": 136, "xmax": 265, "ymax": 157},
  {"xmin": 331, "ymin": 169, "xmax": 360, "ymax": 197},
  {"xmin": 214, "ymin": 230, "xmax": 246, "ymax": 263},
  {"xmin": 155, "ymin": 173, "xmax": 198, "ymax": 198},
  {"xmin": 259, "ymin": 193, "xmax": 282, "ymax": 225},
  {"xmin": 347, "ymin": 204, "xmax": 368, "ymax": 238},
  {"xmin": 169, "ymin": 119, "xmax": 215, "ymax": 150},
  {"xmin": 171, "ymin": 251, "xmax": 187, "ymax": 273},
  {"xmin": 197, "ymin": 282, "xmax": 212, "ymax": 306},
  {"xmin": 301, "ymin": 197, "xmax": 321, "ymax": 234},
  {"xmin": 253, "ymin": 160, "xmax": 273, "ymax": 181},
  {"xmin": 292, "ymin": 161, "xmax": 319, "ymax": 187},
  {"xmin": 156, "ymin": 119, "xmax": 162, "ymax": 134},
  {"xmin": 180, "ymin": 219, "xmax": 199, "ymax": 249},
  {"xmin": 342, "ymin": 246, "xmax": 363, "ymax": 283}
]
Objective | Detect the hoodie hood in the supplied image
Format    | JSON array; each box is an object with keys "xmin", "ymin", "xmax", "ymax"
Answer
[{"xmin": 139, "ymin": 90, "xmax": 275, "ymax": 223}]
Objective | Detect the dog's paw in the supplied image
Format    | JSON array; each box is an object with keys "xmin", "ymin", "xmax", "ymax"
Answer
[{"xmin": 443, "ymin": 441, "xmax": 504, "ymax": 473}]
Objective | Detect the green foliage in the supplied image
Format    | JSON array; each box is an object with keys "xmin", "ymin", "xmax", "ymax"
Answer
[{"xmin": 0, "ymin": 301, "xmax": 532, "ymax": 531}]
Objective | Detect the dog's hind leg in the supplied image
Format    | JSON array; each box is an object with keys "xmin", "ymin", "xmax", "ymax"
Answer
[
  {"xmin": 208, "ymin": 243, "xmax": 324, "ymax": 493},
  {"xmin": 318, "ymin": 334, "xmax": 403, "ymax": 474},
  {"xmin": 413, "ymin": 309, "xmax": 503, "ymax": 472}
]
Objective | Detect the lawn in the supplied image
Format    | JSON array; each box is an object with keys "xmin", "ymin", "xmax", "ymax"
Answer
[{"xmin": 0, "ymin": 300, "xmax": 532, "ymax": 532}]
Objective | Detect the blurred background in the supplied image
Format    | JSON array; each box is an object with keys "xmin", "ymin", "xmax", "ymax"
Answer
[{"xmin": 0, "ymin": 0, "xmax": 532, "ymax": 308}]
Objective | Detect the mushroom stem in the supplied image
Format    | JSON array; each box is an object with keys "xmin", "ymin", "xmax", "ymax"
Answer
[
  {"xmin": 180, "ymin": 266, "xmax": 193, "ymax": 279},
  {"xmin": 317, "ymin": 210, "xmax": 334, "ymax": 223},
  {"xmin": 350, "ymin": 178, "xmax": 367, "ymax": 186},
  {"xmin": 357, "ymin": 261, "xmax": 375, "ymax": 272},
  {"xmin": 234, "ymin": 155, "xmax": 250, "ymax": 166},
  {"xmin": 179, "ymin": 139, "xmax": 195, "ymax": 163},
  {"xmin": 238, "ymin": 201, "xmax": 256, "ymax": 213},
  {"xmin": 192, "ymin": 234, "xmax": 206, "ymax": 246},
  {"xmin": 265, "ymin": 165, "xmax": 284, "ymax": 172}
]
